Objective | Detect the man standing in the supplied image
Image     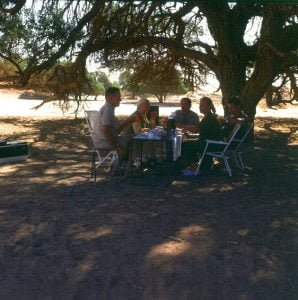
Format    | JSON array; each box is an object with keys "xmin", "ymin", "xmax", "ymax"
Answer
[
  {"xmin": 93, "ymin": 87, "xmax": 132, "ymax": 157},
  {"xmin": 172, "ymin": 97, "xmax": 200, "ymax": 133}
]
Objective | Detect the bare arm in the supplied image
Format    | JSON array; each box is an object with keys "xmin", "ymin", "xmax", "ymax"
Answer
[
  {"xmin": 183, "ymin": 129, "xmax": 200, "ymax": 139},
  {"xmin": 118, "ymin": 115, "xmax": 135, "ymax": 133},
  {"xmin": 132, "ymin": 120, "xmax": 143, "ymax": 134},
  {"xmin": 176, "ymin": 123, "xmax": 199, "ymax": 133}
]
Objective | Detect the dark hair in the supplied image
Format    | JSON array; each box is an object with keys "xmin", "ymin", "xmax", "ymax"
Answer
[
  {"xmin": 105, "ymin": 87, "xmax": 120, "ymax": 98},
  {"xmin": 180, "ymin": 97, "xmax": 192, "ymax": 106},
  {"xmin": 227, "ymin": 96, "xmax": 241, "ymax": 107},
  {"xmin": 200, "ymin": 96, "xmax": 216, "ymax": 114}
]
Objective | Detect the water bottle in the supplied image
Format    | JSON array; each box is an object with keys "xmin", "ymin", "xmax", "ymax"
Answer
[{"xmin": 166, "ymin": 117, "xmax": 176, "ymax": 137}]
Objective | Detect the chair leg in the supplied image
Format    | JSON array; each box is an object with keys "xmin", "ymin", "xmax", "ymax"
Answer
[
  {"xmin": 232, "ymin": 151, "xmax": 240, "ymax": 169},
  {"xmin": 223, "ymin": 157, "xmax": 232, "ymax": 176},
  {"xmin": 91, "ymin": 150, "xmax": 96, "ymax": 178},
  {"xmin": 237, "ymin": 152, "xmax": 245, "ymax": 169},
  {"xmin": 194, "ymin": 143, "xmax": 209, "ymax": 176},
  {"xmin": 90, "ymin": 150, "xmax": 97, "ymax": 182}
]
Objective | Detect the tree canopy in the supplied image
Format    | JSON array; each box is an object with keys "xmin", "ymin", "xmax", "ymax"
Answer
[{"xmin": 0, "ymin": 1, "xmax": 297, "ymax": 119}]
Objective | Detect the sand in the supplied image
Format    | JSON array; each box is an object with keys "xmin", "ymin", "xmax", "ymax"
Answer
[{"xmin": 0, "ymin": 87, "xmax": 297, "ymax": 299}]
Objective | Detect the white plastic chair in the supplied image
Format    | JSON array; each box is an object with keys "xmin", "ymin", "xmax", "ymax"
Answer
[
  {"xmin": 229, "ymin": 123, "xmax": 253, "ymax": 169},
  {"xmin": 194, "ymin": 124, "xmax": 242, "ymax": 176},
  {"xmin": 84, "ymin": 110, "xmax": 118, "ymax": 181}
]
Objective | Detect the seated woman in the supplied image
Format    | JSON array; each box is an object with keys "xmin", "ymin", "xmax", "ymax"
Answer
[
  {"xmin": 180, "ymin": 96, "xmax": 223, "ymax": 173},
  {"xmin": 124, "ymin": 98, "xmax": 156, "ymax": 164},
  {"xmin": 125, "ymin": 98, "xmax": 155, "ymax": 135},
  {"xmin": 220, "ymin": 96, "xmax": 248, "ymax": 139}
]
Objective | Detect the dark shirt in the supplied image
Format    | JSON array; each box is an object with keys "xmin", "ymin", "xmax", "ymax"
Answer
[
  {"xmin": 199, "ymin": 112, "xmax": 223, "ymax": 141},
  {"xmin": 180, "ymin": 112, "xmax": 223, "ymax": 167},
  {"xmin": 222, "ymin": 111, "xmax": 249, "ymax": 139}
]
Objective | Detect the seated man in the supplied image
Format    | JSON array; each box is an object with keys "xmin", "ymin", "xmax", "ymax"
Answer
[
  {"xmin": 172, "ymin": 97, "xmax": 200, "ymax": 133},
  {"xmin": 220, "ymin": 96, "xmax": 249, "ymax": 139},
  {"xmin": 93, "ymin": 87, "xmax": 133, "ymax": 162}
]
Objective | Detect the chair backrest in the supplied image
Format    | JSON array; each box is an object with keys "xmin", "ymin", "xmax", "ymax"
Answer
[
  {"xmin": 223, "ymin": 124, "xmax": 242, "ymax": 152},
  {"xmin": 85, "ymin": 110, "xmax": 98, "ymax": 131},
  {"xmin": 84, "ymin": 110, "xmax": 99, "ymax": 147},
  {"xmin": 233, "ymin": 123, "xmax": 253, "ymax": 151}
]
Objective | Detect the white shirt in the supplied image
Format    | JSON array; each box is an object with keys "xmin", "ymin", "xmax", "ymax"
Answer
[{"xmin": 93, "ymin": 102, "xmax": 119, "ymax": 148}]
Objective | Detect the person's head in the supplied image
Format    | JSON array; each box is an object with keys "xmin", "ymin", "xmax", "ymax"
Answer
[
  {"xmin": 137, "ymin": 98, "xmax": 150, "ymax": 115},
  {"xmin": 105, "ymin": 87, "xmax": 121, "ymax": 107},
  {"xmin": 180, "ymin": 97, "xmax": 192, "ymax": 112},
  {"xmin": 227, "ymin": 96, "xmax": 241, "ymax": 115},
  {"xmin": 199, "ymin": 97, "xmax": 216, "ymax": 115}
]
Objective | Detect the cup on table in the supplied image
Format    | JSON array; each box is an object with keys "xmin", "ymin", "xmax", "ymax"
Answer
[
  {"xmin": 175, "ymin": 128, "xmax": 183, "ymax": 135},
  {"xmin": 148, "ymin": 132, "xmax": 155, "ymax": 139},
  {"xmin": 141, "ymin": 127, "xmax": 150, "ymax": 133},
  {"xmin": 160, "ymin": 117, "xmax": 167, "ymax": 128}
]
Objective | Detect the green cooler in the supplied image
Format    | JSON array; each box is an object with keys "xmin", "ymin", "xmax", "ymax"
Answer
[{"xmin": 0, "ymin": 141, "xmax": 29, "ymax": 163}]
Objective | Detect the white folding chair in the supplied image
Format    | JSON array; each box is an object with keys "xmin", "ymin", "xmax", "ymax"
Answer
[
  {"xmin": 84, "ymin": 110, "xmax": 118, "ymax": 181},
  {"xmin": 194, "ymin": 124, "xmax": 242, "ymax": 176},
  {"xmin": 229, "ymin": 123, "xmax": 253, "ymax": 169}
]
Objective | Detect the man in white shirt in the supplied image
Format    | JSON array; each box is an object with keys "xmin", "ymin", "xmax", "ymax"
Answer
[{"xmin": 94, "ymin": 87, "xmax": 133, "ymax": 157}]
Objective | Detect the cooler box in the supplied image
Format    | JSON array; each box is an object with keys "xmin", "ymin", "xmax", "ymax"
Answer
[{"xmin": 0, "ymin": 141, "xmax": 29, "ymax": 164}]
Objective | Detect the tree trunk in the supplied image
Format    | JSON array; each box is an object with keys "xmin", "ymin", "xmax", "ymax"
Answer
[
  {"xmin": 213, "ymin": 5, "xmax": 286, "ymax": 122},
  {"xmin": 216, "ymin": 56, "xmax": 246, "ymax": 114},
  {"xmin": 239, "ymin": 5, "xmax": 285, "ymax": 121}
]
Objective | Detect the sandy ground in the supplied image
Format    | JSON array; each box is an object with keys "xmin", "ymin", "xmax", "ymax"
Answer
[
  {"xmin": 0, "ymin": 88, "xmax": 297, "ymax": 299},
  {"xmin": 0, "ymin": 88, "xmax": 297, "ymax": 119}
]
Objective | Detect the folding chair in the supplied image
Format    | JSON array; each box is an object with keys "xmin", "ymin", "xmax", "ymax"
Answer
[
  {"xmin": 84, "ymin": 110, "xmax": 119, "ymax": 181},
  {"xmin": 194, "ymin": 124, "xmax": 242, "ymax": 176},
  {"xmin": 229, "ymin": 123, "xmax": 253, "ymax": 169}
]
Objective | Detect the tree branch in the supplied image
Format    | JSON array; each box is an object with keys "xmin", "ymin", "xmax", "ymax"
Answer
[{"xmin": 0, "ymin": 0, "xmax": 26, "ymax": 14}]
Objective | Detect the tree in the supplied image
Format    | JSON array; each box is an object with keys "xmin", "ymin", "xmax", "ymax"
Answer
[
  {"xmin": 72, "ymin": 1, "xmax": 298, "ymax": 120},
  {"xmin": 115, "ymin": 44, "xmax": 191, "ymax": 102},
  {"xmin": 0, "ymin": 0, "xmax": 95, "ymax": 85},
  {"xmin": 89, "ymin": 71, "xmax": 112, "ymax": 90},
  {"xmin": 120, "ymin": 63, "xmax": 188, "ymax": 103},
  {"xmin": 1, "ymin": 1, "xmax": 297, "ymax": 121},
  {"xmin": 87, "ymin": 71, "xmax": 112, "ymax": 98},
  {"xmin": 0, "ymin": 0, "xmax": 26, "ymax": 14}
]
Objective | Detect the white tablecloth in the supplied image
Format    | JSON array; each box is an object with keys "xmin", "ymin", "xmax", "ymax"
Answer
[{"xmin": 133, "ymin": 130, "xmax": 182, "ymax": 161}]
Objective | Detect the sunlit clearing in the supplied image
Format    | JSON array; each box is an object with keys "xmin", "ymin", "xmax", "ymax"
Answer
[
  {"xmin": 171, "ymin": 180, "xmax": 191, "ymax": 186},
  {"xmin": 147, "ymin": 224, "xmax": 213, "ymax": 259},
  {"xmin": 271, "ymin": 220, "xmax": 281, "ymax": 229},
  {"xmin": 71, "ymin": 225, "xmax": 113, "ymax": 241},
  {"xmin": 250, "ymin": 252, "xmax": 281, "ymax": 284},
  {"xmin": 269, "ymin": 126, "xmax": 292, "ymax": 133},
  {"xmin": 251, "ymin": 269, "xmax": 277, "ymax": 283},
  {"xmin": 237, "ymin": 229, "xmax": 249, "ymax": 236},
  {"xmin": 177, "ymin": 224, "xmax": 208, "ymax": 239},
  {"xmin": 13, "ymin": 222, "xmax": 46, "ymax": 242},
  {"xmin": 0, "ymin": 164, "xmax": 20, "ymax": 173},
  {"xmin": 195, "ymin": 186, "xmax": 218, "ymax": 193},
  {"xmin": 147, "ymin": 241, "xmax": 191, "ymax": 258},
  {"xmin": 56, "ymin": 177, "xmax": 88, "ymax": 185},
  {"xmin": 78, "ymin": 260, "xmax": 94, "ymax": 273},
  {"xmin": 43, "ymin": 164, "xmax": 82, "ymax": 175},
  {"xmin": 72, "ymin": 252, "xmax": 97, "ymax": 282}
]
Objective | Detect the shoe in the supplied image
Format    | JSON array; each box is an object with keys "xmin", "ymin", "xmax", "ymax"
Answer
[
  {"xmin": 147, "ymin": 157, "xmax": 158, "ymax": 167},
  {"xmin": 182, "ymin": 168, "xmax": 195, "ymax": 176}
]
